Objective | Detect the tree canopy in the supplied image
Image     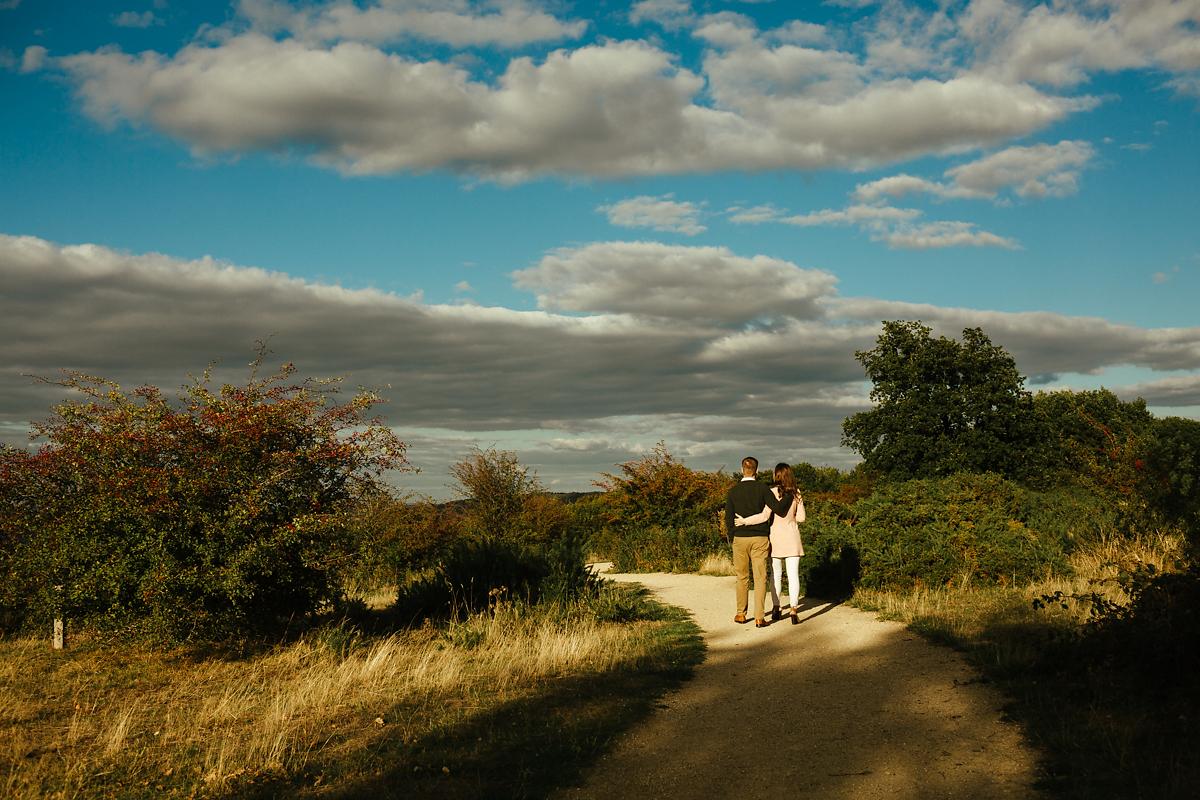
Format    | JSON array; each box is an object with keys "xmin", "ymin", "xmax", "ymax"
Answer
[
  {"xmin": 0, "ymin": 355, "xmax": 410, "ymax": 642},
  {"xmin": 841, "ymin": 321, "xmax": 1039, "ymax": 481}
]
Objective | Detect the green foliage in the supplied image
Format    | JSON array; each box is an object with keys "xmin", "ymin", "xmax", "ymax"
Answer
[
  {"xmin": 445, "ymin": 446, "xmax": 575, "ymax": 548},
  {"xmin": 1029, "ymin": 562, "xmax": 1200, "ymax": 799},
  {"xmin": 599, "ymin": 524, "xmax": 726, "ymax": 573},
  {"xmin": 794, "ymin": 517, "xmax": 861, "ymax": 599},
  {"xmin": 850, "ymin": 473, "xmax": 1069, "ymax": 590},
  {"xmin": 790, "ymin": 461, "xmax": 853, "ymax": 494},
  {"xmin": 0, "ymin": 355, "xmax": 409, "ymax": 643},
  {"xmin": 1031, "ymin": 389, "xmax": 1155, "ymax": 496},
  {"xmin": 342, "ymin": 489, "xmax": 463, "ymax": 589},
  {"xmin": 396, "ymin": 529, "xmax": 602, "ymax": 618},
  {"xmin": 591, "ymin": 444, "xmax": 729, "ymax": 572},
  {"xmin": 1147, "ymin": 416, "xmax": 1200, "ymax": 552},
  {"xmin": 842, "ymin": 321, "xmax": 1040, "ymax": 481}
]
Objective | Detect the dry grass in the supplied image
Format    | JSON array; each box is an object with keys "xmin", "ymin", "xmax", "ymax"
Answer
[
  {"xmin": 854, "ymin": 530, "xmax": 1187, "ymax": 636},
  {"xmin": 697, "ymin": 552, "xmax": 734, "ymax": 576},
  {"xmin": 1, "ymin": 592, "xmax": 698, "ymax": 799},
  {"xmin": 850, "ymin": 529, "xmax": 1196, "ymax": 799}
]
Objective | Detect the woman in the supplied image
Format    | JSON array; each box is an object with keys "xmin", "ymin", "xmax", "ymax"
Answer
[{"xmin": 734, "ymin": 463, "xmax": 806, "ymax": 624}]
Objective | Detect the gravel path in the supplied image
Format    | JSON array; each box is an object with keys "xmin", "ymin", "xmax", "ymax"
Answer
[{"xmin": 558, "ymin": 571, "xmax": 1043, "ymax": 800}]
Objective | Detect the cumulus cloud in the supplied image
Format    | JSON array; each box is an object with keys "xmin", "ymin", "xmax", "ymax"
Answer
[
  {"xmin": 881, "ymin": 221, "xmax": 1020, "ymax": 250},
  {"xmin": 511, "ymin": 241, "xmax": 838, "ymax": 323},
  {"xmin": 968, "ymin": 0, "xmax": 1200, "ymax": 87},
  {"xmin": 726, "ymin": 199, "xmax": 1013, "ymax": 250},
  {"xmin": 113, "ymin": 10, "xmax": 161, "ymax": 28},
  {"xmin": 3, "ymin": 234, "xmax": 1199, "ymax": 494},
  {"xmin": 599, "ymin": 195, "xmax": 706, "ymax": 235},
  {"xmin": 779, "ymin": 204, "xmax": 921, "ymax": 227},
  {"xmin": 238, "ymin": 0, "xmax": 587, "ymax": 48},
  {"xmin": 947, "ymin": 140, "xmax": 1096, "ymax": 198},
  {"xmin": 1115, "ymin": 374, "xmax": 1200, "ymax": 408},
  {"xmin": 53, "ymin": 9, "xmax": 1087, "ymax": 181},
  {"xmin": 726, "ymin": 204, "xmax": 785, "ymax": 224},
  {"xmin": 630, "ymin": 0, "xmax": 693, "ymax": 29},
  {"xmin": 20, "ymin": 45, "xmax": 47, "ymax": 74},
  {"xmin": 855, "ymin": 140, "xmax": 1096, "ymax": 202}
]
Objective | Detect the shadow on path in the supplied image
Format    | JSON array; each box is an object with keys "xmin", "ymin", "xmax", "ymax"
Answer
[{"xmin": 555, "ymin": 572, "xmax": 1043, "ymax": 800}]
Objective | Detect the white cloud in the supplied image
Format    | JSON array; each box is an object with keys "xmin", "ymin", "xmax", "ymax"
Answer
[
  {"xmin": 511, "ymin": 241, "xmax": 838, "ymax": 324},
  {"xmin": 599, "ymin": 195, "xmax": 706, "ymax": 235},
  {"xmin": 113, "ymin": 10, "xmax": 161, "ymax": 28},
  {"xmin": 968, "ymin": 0, "xmax": 1200, "ymax": 87},
  {"xmin": 20, "ymin": 45, "xmax": 47, "ymax": 74},
  {"xmin": 629, "ymin": 0, "xmax": 693, "ymax": 29},
  {"xmin": 725, "ymin": 204, "xmax": 784, "ymax": 224},
  {"xmin": 238, "ymin": 0, "xmax": 587, "ymax": 48},
  {"xmin": 780, "ymin": 204, "xmax": 920, "ymax": 227},
  {"xmin": 455, "ymin": 280, "xmax": 474, "ymax": 292},
  {"xmin": 881, "ymin": 221, "xmax": 1019, "ymax": 250},
  {"xmin": 853, "ymin": 173, "xmax": 980, "ymax": 202},
  {"xmin": 726, "ymin": 198, "xmax": 1013, "ymax": 251},
  {"xmin": 56, "ymin": 16, "xmax": 1086, "ymax": 180},
  {"xmin": 855, "ymin": 140, "xmax": 1096, "ymax": 202},
  {"xmin": 946, "ymin": 140, "xmax": 1095, "ymax": 198}
]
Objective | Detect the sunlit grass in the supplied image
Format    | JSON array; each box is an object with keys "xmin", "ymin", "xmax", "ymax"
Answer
[
  {"xmin": 697, "ymin": 552, "xmax": 734, "ymax": 576},
  {"xmin": 0, "ymin": 586, "xmax": 702, "ymax": 799},
  {"xmin": 850, "ymin": 529, "xmax": 1194, "ymax": 799}
]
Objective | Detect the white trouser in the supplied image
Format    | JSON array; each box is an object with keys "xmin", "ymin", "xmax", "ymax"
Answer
[{"xmin": 769, "ymin": 556, "xmax": 802, "ymax": 609}]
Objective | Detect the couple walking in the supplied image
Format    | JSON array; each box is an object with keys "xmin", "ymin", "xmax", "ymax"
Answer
[{"xmin": 724, "ymin": 456, "xmax": 806, "ymax": 628}]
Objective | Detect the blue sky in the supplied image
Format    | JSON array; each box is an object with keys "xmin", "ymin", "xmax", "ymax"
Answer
[{"xmin": 2, "ymin": 0, "xmax": 1198, "ymax": 496}]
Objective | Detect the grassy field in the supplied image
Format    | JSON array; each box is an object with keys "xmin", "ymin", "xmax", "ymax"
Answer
[
  {"xmin": 852, "ymin": 530, "xmax": 1198, "ymax": 800},
  {"xmin": 1, "ymin": 584, "xmax": 703, "ymax": 799}
]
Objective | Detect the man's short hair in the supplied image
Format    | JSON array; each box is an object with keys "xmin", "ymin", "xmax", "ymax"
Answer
[{"xmin": 741, "ymin": 456, "xmax": 758, "ymax": 475}]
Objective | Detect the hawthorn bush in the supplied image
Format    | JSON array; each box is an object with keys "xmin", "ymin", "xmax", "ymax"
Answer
[
  {"xmin": 0, "ymin": 357, "xmax": 409, "ymax": 643},
  {"xmin": 591, "ymin": 444, "xmax": 729, "ymax": 572},
  {"xmin": 850, "ymin": 473, "xmax": 1070, "ymax": 590}
]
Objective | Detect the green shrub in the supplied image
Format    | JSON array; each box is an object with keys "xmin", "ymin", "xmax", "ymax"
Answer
[
  {"xmin": 851, "ymin": 473, "xmax": 1069, "ymax": 590},
  {"xmin": 599, "ymin": 524, "xmax": 726, "ymax": 573},
  {"xmin": 591, "ymin": 444, "xmax": 729, "ymax": 572},
  {"xmin": 795, "ymin": 517, "xmax": 862, "ymax": 599},
  {"xmin": 0, "ymin": 356, "xmax": 409, "ymax": 643},
  {"xmin": 397, "ymin": 529, "xmax": 602, "ymax": 618},
  {"xmin": 344, "ymin": 490, "xmax": 464, "ymax": 589}
]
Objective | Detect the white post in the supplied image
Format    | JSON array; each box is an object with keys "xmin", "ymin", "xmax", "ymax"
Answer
[{"xmin": 52, "ymin": 584, "xmax": 65, "ymax": 650}]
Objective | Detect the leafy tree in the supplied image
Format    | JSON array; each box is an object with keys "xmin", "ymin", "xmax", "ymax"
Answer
[
  {"xmin": 1147, "ymin": 416, "xmax": 1200, "ymax": 548},
  {"xmin": 589, "ymin": 443, "xmax": 731, "ymax": 571},
  {"xmin": 1031, "ymin": 389, "xmax": 1155, "ymax": 497},
  {"xmin": 449, "ymin": 446, "xmax": 565, "ymax": 541},
  {"xmin": 841, "ymin": 321, "xmax": 1039, "ymax": 481},
  {"xmin": 595, "ymin": 442, "xmax": 728, "ymax": 533},
  {"xmin": 0, "ymin": 355, "xmax": 410, "ymax": 642}
]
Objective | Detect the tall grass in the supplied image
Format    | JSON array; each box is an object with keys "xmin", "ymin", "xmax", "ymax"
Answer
[
  {"xmin": 1, "ymin": 585, "xmax": 701, "ymax": 799},
  {"xmin": 852, "ymin": 529, "xmax": 1196, "ymax": 799}
]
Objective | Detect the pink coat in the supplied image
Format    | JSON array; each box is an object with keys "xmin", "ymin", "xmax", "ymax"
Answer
[
  {"xmin": 767, "ymin": 487, "xmax": 805, "ymax": 557},
  {"xmin": 736, "ymin": 487, "xmax": 805, "ymax": 557}
]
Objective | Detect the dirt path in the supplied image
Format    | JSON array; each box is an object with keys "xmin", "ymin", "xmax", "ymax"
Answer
[{"xmin": 558, "ymin": 571, "xmax": 1043, "ymax": 800}]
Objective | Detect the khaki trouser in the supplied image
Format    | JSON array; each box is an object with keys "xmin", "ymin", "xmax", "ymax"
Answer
[{"xmin": 732, "ymin": 535, "xmax": 771, "ymax": 621}]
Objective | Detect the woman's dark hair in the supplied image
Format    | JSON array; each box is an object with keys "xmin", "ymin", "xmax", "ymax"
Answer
[{"xmin": 773, "ymin": 463, "xmax": 796, "ymax": 501}]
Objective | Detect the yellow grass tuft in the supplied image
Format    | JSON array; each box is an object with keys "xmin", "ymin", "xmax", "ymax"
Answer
[
  {"xmin": 697, "ymin": 552, "xmax": 734, "ymax": 576},
  {"xmin": 0, "ymin": 599, "xmax": 673, "ymax": 798}
]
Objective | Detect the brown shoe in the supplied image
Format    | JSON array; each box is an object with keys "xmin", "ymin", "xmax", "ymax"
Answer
[
  {"xmin": 790, "ymin": 608, "xmax": 800, "ymax": 625},
  {"xmin": 733, "ymin": 613, "xmax": 748, "ymax": 624},
  {"xmin": 755, "ymin": 618, "xmax": 769, "ymax": 628}
]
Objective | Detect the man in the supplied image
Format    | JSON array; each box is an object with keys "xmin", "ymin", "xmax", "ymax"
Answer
[{"xmin": 725, "ymin": 456, "xmax": 794, "ymax": 627}]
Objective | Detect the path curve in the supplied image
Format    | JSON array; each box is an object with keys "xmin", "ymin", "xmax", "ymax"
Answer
[{"xmin": 558, "ymin": 571, "xmax": 1043, "ymax": 800}]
